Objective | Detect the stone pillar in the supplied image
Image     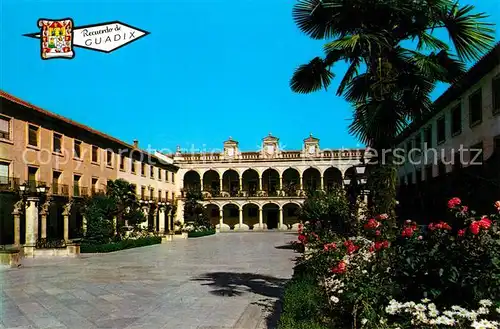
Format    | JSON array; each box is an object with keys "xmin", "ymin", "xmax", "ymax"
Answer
[
  {"xmin": 159, "ymin": 208, "xmax": 166, "ymax": 233},
  {"xmin": 239, "ymin": 177, "xmax": 243, "ymax": 191},
  {"xmin": 12, "ymin": 201, "xmax": 23, "ymax": 248},
  {"xmin": 62, "ymin": 201, "xmax": 73, "ymax": 243},
  {"xmin": 24, "ymin": 197, "xmax": 39, "ymax": 257},
  {"xmin": 280, "ymin": 175, "xmax": 283, "ymax": 190},
  {"xmin": 152, "ymin": 208, "xmax": 158, "ymax": 231},
  {"xmin": 258, "ymin": 174, "xmax": 262, "ymax": 190},
  {"xmin": 279, "ymin": 208, "xmax": 286, "ymax": 230},
  {"xmin": 219, "ymin": 209, "xmax": 224, "ymax": 228},
  {"xmin": 254, "ymin": 207, "xmax": 265, "ymax": 231},
  {"xmin": 39, "ymin": 198, "xmax": 51, "ymax": 240},
  {"xmin": 320, "ymin": 175, "xmax": 324, "ymax": 190},
  {"xmin": 200, "ymin": 178, "xmax": 204, "ymax": 192},
  {"xmin": 219, "ymin": 178, "xmax": 223, "ymax": 193},
  {"xmin": 299, "ymin": 174, "xmax": 303, "ymax": 190},
  {"xmin": 239, "ymin": 208, "xmax": 243, "ymax": 226}
]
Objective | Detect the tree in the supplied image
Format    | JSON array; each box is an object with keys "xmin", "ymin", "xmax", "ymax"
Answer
[
  {"xmin": 183, "ymin": 191, "xmax": 211, "ymax": 228},
  {"xmin": 106, "ymin": 179, "xmax": 145, "ymax": 231},
  {"xmin": 290, "ymin": 0, "xmax": 495, "ymax": 215},
  {"xmin": 82, "ymin": 194, "xmax": 115, "ymax": 244},
  {"xmin": 290, "ymin": 0, "xmax": 494, "ymax": 149}
]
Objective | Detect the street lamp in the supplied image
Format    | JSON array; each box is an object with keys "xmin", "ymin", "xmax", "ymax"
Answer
[{"xmin": 19, "ymin": 183, "xmax": 27, "ymax": 193}]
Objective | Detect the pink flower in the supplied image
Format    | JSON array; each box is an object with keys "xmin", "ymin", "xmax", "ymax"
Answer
[
  {"xmin": 417, "ymin": 235, "xmax": 423, "ymax": 240},
  {"xmin": 469, "ymin": 222, "xmax": 480, "ymax": 235},
  {"xmin": 364, "ymin": 218, "xmax": 380, "ymax": 230},
  {"xmin": 479, "ymin": 217, "xmax": 491, "ymax": 229},
  {"xmin": 495, "ymin": 201, "xmax": 500, "ymax": 211},
  {"xmin": 377, "ymin": 214, "xmax": 389, "ymax": 220},
  {"xmin": 375, "ymin": 230, "xmax": 381, "ymax": 236},
  {"xmin": 458, "ymin": 229, "xmax": 466, "ymax": 237},
  {"xmin": 331, "ymin": 261, "xmax": 347, "ymax": 274},
  {"xmin": 447, "ymin": 197, "xmax": 462, "ymax": 209}
]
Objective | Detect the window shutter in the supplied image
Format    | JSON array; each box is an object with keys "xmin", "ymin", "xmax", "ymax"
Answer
[
  {"xmin": 0, "ymin": 117, "xmax": 9, "ymax": 133},
  {"xmin": 0, "ymin": 163, "xmax": 9, "ymax": 178}
]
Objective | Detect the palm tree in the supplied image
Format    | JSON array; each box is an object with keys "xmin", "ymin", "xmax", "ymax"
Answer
[{"xmin": 290, "ymin": 0, "xmax": 495, "ymax": 150}]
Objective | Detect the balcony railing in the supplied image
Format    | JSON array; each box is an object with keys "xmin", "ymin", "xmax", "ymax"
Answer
[
  {"xmin": 198, "ymin": 189, "xmax": 305, "ymax": 199},
  {"xmin": 73, "ymin": 185, "xmax": 88, "ymax": 197},
  {"xmin": 51, "ymin": 184, "xmax": 70, "ymax": 196},
  {"xmin": 26, "ymin": 180, "xmax": 47, "ymax": 193},
  {"xmin": 0, "ymin": 176, "xmax": 20, "ymax": 192}
]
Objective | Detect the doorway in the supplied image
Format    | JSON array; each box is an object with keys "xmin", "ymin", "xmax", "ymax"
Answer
[{"xmin": 267, "ymin": 210, "xmax": 278, "ymax": 229}]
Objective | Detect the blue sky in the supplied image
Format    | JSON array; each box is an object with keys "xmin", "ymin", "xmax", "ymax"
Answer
[{"xmin": 1, "ymin": 0, "xmax": 499, "ymax": 153}]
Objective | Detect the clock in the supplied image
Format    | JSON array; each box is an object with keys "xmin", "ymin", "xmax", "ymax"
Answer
[
  {"xmin": 266, "ymin": 145, "xmax": 274, "ymax": 154},
  {"xmin": 308, "ymin": 145, "xmax": 316, "ymax": 154},
  {"xmin": 227, "ymin": 148, "xmax": 234, "ymax": 156}
]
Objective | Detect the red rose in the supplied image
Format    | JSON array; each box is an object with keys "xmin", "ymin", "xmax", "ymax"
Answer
[
  {"xmin": 364, "ymin": 218, "xmax": 380, "ymax": 230},
  {"xmin": 331, "ymin": 261, "xmax": 347, "ymax": 274},
  {"xmin": 461, "ymin": 206, "xmax": 468, "ymax": 213},
  {"xmin": 383, "ymin": 240, "xmax": 389, "ymax": 248},
  {"xmin": 458, "ymin": 229, "xmax": 466, "ymax": 237},
  {"xmin": 375, "ymin": 230, "xmax": 381, "ymax": 236},
  {"xmin": 479, "ymin": 217, "xmax": 491, "ymax": 229},
  {"xmin": 469, "ymin": 222, "xmax": 480, "ymax": 235},
  {"xmin": 447, "ymin": 197, "xmax": 462, "ymax": 209},
  {"xmin": 298, "ymin": 234, "xmax": 307, "ymax": 243},
  {"xmin": 402, "ymin": 227, "xmax": 414, "ymax": 237},
  {"xmin": 428, "ymin": 223, "xmax": 435, "ymax": 231},
  {"xmin": 369, "ymin": 246, "xmax": 375, "ymax": 252}
]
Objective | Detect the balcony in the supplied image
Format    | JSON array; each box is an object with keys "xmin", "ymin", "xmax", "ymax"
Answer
[
  {"xmin": 73, "ymin": 185, "xmax": 89, "ymax": 198},
  {"xmin": 0, "ymin": 176, "xmax": 20, "ymax": 192},
  {"xmin": 197, "ymin": 188, "xmax": 306, "ymax": 200},
  {"xmin": 26, "ymin": 180, "xmax": 48, "ymax": 193},
  {"xmin": 51, "ymin": 184, "xmax": 70, "ymax": 197}
]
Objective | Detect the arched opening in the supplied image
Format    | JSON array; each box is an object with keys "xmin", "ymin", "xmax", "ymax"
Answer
[
  {"xmin": 263, "ymin": 203, "xmax": 280, "ymax": 229},
  {"xmin": 203, "ymin": 170, "xmax": 220, "ymax": 196},
  {"xmin": 184, "ymin": 170, "xmax": 201, "ymax": 193},
  {"xmin": 262, "ymin": 168, "xmax": 280, "ymax": 196},
  {"xmin": 323, "ymin": 167, "xmax": 343, "ymax": 191},
  {"xmin": 283, "ymin": 203, "xmax": 300, "ymax": 228},
  {"xmin": 303, "ymin": 167, "xmax": 321, "ymax": 193},
  {"xmin": 69, "ymin": 201, "xmax": 85, "ymax": 239},
  {"xmin": 206, "ymin": 204, "xmax": 220, "ymax": 227},
  {"xmin": 242, "ymin": 203, "xmax": 259, "ymax": 229},
  {"xmin": 282, "ymin": 168, "xmax": 300, "ymax": 196},
  {"xmin": 222, "ymin": 204, "xmax": 240, "ymax": 229},
  {"xmin": 242, "ymin": 169, "xmax": 259, "ymax": 197},
  {"xmin": 222, "ymin": 170, "xmax": 240, "ymax": 196}
]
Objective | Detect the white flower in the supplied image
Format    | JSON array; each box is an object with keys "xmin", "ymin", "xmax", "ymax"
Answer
[
  {"xmin": 477, "ymin": 307, "xmax": 490, "ymax": 315},
  {"xmin": 361, "ymin": 318, "xmax": 367, "ymax": 325},
  {"xmin": 479, "ymin": 299, "xmax": 493, "ymax": 307},
  {"xmin": 421, "ymin": 298, "xmax": 430, "ymax": 303},
  {"xmin": 415, "ymin": 304, "xmax": 427, "ymax": 312},
  {"xmin": 496, "ymin": 307, "xmax": 500, "ymax": 314},
  {"xmin": 428, "ymin": 309, "xmax": 439, "ymax": 318},
  {"xmin": 330, "ymin": 296, "xmax": 339, "ymax": 303}
]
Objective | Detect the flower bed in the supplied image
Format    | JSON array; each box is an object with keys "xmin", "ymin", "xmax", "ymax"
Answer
[
  {"xmin": 80, "ymin": 236, "xmax": 161, "ymax": 253},
  {"xmin": 280, "ymin": 198, "xmax": 500, "ymax": 329},
  {"xmin": 188, "ymin": 228, "xmax": 216, "ymax": 238}
]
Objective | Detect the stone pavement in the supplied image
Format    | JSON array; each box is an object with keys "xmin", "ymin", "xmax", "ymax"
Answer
[{"xmin": 0, "ymin": 232, "xmax": 297, "ymax": 329}]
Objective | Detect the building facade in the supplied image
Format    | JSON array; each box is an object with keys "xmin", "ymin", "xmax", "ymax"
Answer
[
  {"xmin": 0, "ymin": 91, "xmax": 178, "ymax": 247},
  {"xmin": 397, "ymin": 43, "xmax": 500, "ymax": 184},
  {"xmin": 173, "ymin": 134, "xmax": 365, "ymax": 231}
]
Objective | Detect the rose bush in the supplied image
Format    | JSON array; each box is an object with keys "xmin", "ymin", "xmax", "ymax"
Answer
[{"xmin": 281, "ymin": 198, "xmax": 500, "ymax": 329}]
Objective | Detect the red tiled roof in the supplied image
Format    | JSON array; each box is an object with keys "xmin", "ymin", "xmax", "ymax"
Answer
[{"xmin": 0, "ymin": 90, "xmax": 177, "ymax": 169}]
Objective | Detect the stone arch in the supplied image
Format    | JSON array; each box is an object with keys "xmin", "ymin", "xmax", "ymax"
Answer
[
  {"xmin": 242, "ymin": 203, "xmax": 259, "ymax": 229},
  {"xmin": 262, "ymin": 168, "xmax": 280, "ymax": 196},
  {"xmin": 202, "ymin": 169, "xmax": 220, "ymax": 195},
  {"xmin": 183, "ymin": 170, "xmax": 201, "ymax": 192},
  {"xmin": 282, "ymin": 167, "xmax": 300, "ymax": 196},
  {"xmin": 302, "ymin": 167, "xmax": 321, "ymax": 193},
  {"xmin": 262, "ymin": 203, "xmax": 280, "ymax": 229},
  {"xmin": 222, "ymin": 169, "xmax": 240, "ymax": 196},
  {"xmin": 282, "ymin": 202, "xmax": 301, "ymax": 228},
  {"xmin": 242, "ymin": 169, "xmax": 259, "ymax": 196},
  {"xmin": 323, "ymin": 167, "xmax": 343, "ymax": 191},
  {"xmin": 205, "ymin": 203, "xmax": 221, "ymax": 227},
  {"xmin": 222, "ymin": 203, "xmax": 240, "ymax": 229}
]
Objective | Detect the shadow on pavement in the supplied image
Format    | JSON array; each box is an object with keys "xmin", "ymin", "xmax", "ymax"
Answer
[{"xmin": 192, "ymin": 272, "xmax": 287, "ymax": 299}]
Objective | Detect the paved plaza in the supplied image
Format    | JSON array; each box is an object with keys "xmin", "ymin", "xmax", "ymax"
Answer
[{"xmin": 0, "ymin": 232, "xmax": 296, "ymax": 329}]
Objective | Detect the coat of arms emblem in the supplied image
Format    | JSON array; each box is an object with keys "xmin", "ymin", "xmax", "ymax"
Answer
[{"xmin": 38, "ymin": 18, "xmax": 75, "ymax": 60}]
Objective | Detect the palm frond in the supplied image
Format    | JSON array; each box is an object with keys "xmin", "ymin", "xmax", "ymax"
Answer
[
  {"xmin": 336, "ymin": 57, "xmax": 361, "ymax": 96},
  {"xmin": 290, "ymin": 57, "xmax": 335, "ymax": 93},
  {"xmin": 292, "ymin": 0, "xmax": 338, "ymax": 40},
  {"xmin": 416, "ymin": 32, "xmax": 450, "ymax": 51},
  {"xmin": 438, "ymin": 3, "xmax": 495, "ymax": 61},
  {"xmin": 324, "ymin": 34, "xmax": 389, "ymax": 56}
]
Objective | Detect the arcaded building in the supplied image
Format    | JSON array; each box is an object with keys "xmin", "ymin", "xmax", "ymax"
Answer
[{"xmin": 173, "ymin": 134, "xmax": 365, "ymax": 231}]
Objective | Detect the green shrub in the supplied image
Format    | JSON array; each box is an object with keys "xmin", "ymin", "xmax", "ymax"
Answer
[
  {"xmin": 188, "ymin": 229, "xmax": 216, "ymax": 238},
  {"xmin": 80, "ymin": 236, "xmax": 161, "ymax": 253},
  {"xmin": 281, "ymin": 274, "xmax": 327, "ymax": 323},
  {"xmin": 278, "ymin": 315, "xmax": 328, "ymax": 329}
]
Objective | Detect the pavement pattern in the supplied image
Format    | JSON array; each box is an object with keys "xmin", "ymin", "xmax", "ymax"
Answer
[{"xmin": 0, "ymin": 232, "xmax": 297, "ymax": 329}]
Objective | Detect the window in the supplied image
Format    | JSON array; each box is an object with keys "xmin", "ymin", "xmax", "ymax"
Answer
[
  {"xmin": 150, "ymin": 167, "xmax": 155, "ymax": 179},
  {"xmin": 158, "ymin": 190, "xmax": 162, "ymax": 200},
  {"xmin": 424, "ymin": 126, "xmax": 432, "ymax": 148},
  {"xmin": 107, "ymin": 150, "xmax": 113, "ymax": 167},
  {"xmin": 470, "ymin": 142, "xmax": 483, "ymax": 165},
  {"xmin": 91, "ymin": 177, "xmax": 98, "ymax": 194},
  {"xmin": 425, "ymin": 165, "xmax": 433, "ymax": 181},
  {"xmin": 0, "ymin": 162, "xmax": 9, "ymax": 184},
  {"xmin": 451, "ymin": 104, "xmax": 462, "ymax": 136},
  {"xmin": 469, "ymin": 89, "xmax": 482, "ymax": 127},
  {"xmin": 52, "ymin": 171, "xmax": 61, "ymax": 194},
  {"xmin": 172, "ymin": 172, "xmax": 175, "ymax": 183},
  {"xmin": 166, "ymin": 170, "xmax": 169, "ymax": 182},
  {"xmin": 53, "ymin": 133, "xmax": 62, "ymax": 153},
  {"xmin": 150, "ymin": 187, "xmax": 155, "ymax": 199},
  {"xmin": 158, "ymin": 169, "xmax": 162, "ymax": 181},
  {"xmin": 492, "ymin": 76, "xmax": 500, "ymax": 115},
  {"xmin": 120, "ymin": 155, "xmax": 125, "ymax": 171},
  {"xmin": 141, "ymin": 186, "xmax": 145, "ymax": 199},
  {"xmin": 0, "ymin": 115, "xmax": 11, "ymax": 140},
  {"xmin": 131, "ymin": 160, "xmax": 136, "ymax": 174},
  {"xmin": 28, "ymin": 125, "xmax": 39, "ymax": 147},
  {"xmin": 74, "ymin": 140, "xmax": 82, "ymax": 159},
  {"xmin": 92, "ymin": 145, "xmax": 99, "ymax": 163},
  {"xmin": 73, "ymin": 174, "xmax": 81, "ymax": 196},
  {"xmin": 141, "ymin": 163, "xmax": 146, "ymax": 176},
  {"xmin": 166, "ymin": 191, "xmax": 170, "ymax": 200},
  {"xmin": 436, "ymin": 116, "xmax": 446, "ymax": 144},
  {"xmin": 28, "ymin": 166, "xmax": 38, "ymax": 183}
]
